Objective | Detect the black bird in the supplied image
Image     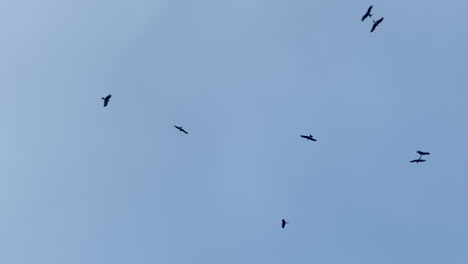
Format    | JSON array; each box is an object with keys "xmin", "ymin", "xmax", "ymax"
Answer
[
  {"xmin": 282, "ymin": 219, "xmax": 289, "ymax": 229},
  {"xmin": 361, "ymin": 5, "xmax": 373, "ymax": 21},
  {"xmin": 410, "ymin": 158, "xmax": 426, "ymax": 163},
  {"xmin": 370, "ymin": 17, "xmax": 384, "ymax": 32},
  {"xmin": 174, "ymin": 125, "xmax": 188, "ymax": 134},
  {"xmin": 417, "ymin": 151, "xmax": 430, "ymax": 156},
  {"xmin": 300, "ymin": 134, "xmax": 317, "ymax": 141},
  {"xmin": 102, "ymin": 94, "xmax": 112, "ymax": 107}
]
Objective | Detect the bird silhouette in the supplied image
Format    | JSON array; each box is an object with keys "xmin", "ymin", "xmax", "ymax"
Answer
[
  {"xmin": 102, "ymin": 94, "xmax": 112, "ymax": 107},
  {"xmin": 174, "ymin": 125, "xmax": 188, "ymax": 134},
  {"xmin": 282, "ymin": 219, "xmax": 289, "ymax": 229},
  {"xmin": 370, "ymin": 17, "xmax": 384, "ymax": 32},
  {"xmin": 300, "ymin": 134, "xmax": 317, "ymax": 141},
  {"xmin": 361, "ymin": 5, "xmax": 373, "ymax": 21}
]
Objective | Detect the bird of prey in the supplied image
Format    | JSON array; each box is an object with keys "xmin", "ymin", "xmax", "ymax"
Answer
[
  {"xmin": 370, "ymin": 17, "xmax": 384, "ymax": 32},
  {"xmin": 417, "ymin": 151, "xmax": 430, "ymax": 156},
  {"xmin": 282, "ymin": 219, "xmax": 289, "ymax": 229},
  {"xmin": 300, "ymin": 134, "xmax": 317, "ymax": 141},
  {"xmin": 102, "ymin": 94, "xmax": 112, "ymax": 107},
  {"xmin": 174, "ymin": 125, "xmax": 188, "ymax": 134},
  {"xmin": 361, "ymin": 5, "xmax": 373, "ymax": 21},
  {"xmin": 410, "ymin": 158, "xmax": 426, "ymax": 163}
]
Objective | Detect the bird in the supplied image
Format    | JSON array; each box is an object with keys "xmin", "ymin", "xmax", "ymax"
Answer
[
  {"xmin": 417, "ymin": 151, "xmax": 430, "ymax": 156},
  {"xmin": 300, "ymin": 134, "xmax": 317, "ymax": 141},
  {"xmin": 102, "ymin": 94, "xmax": 112, "ymax": 107},
  {"xmin": 361, "ymin": 5, "xmax": 373, "ymax": 21},
  {"xmin": 410, "ymin": 158, "xmax": 426, "ymax": 163},
  {"xmin": 370, "ymin": 17, "xmax": 384, "ymax": 32},
  {"xmin": 282, "ymin": 219, "xmax": 289, "ymax": 229},
  {"xmin": 174, "ymin": 125, "xmax": 188, "ymax": 134}
]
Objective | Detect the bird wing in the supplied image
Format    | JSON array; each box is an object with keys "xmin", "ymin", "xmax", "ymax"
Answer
[
  {"xmin": 106, "ymin": 95, "xmax": 112, "ymax": 100},
  {"xmin": 367, "ymin": 5, "xmax": 373, "ymax": 13},
  {"xmin": 103, "ymin": 100, "xmax": 108, "ymax": 107},
  {"xmin": 361, "ymin": 14, "xmax": 367, "ymax": 21},
  {"xmin": 300, "ymin": 135, "xmax": 307, "ymax": 138},
  {"xmin": 370, "ymin": 24, "xmax": 377, "ymax": 32},
  {"xmin": 377, "ymin": 17, "xmax": 384, "ymax": 24},
  {"xmin": 181, "ymin": 129, "xmax": 188, "ymax": 134},
  {"xmin": 311, "ymin": 138, "xmax": 317, "ymax": 141}
]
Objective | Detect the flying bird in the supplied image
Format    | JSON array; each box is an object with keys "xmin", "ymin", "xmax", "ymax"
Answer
[
  {"xmin": 410, "ymin": 159, "xmax": 426, "ymax": 163},
  {"xmin": 282, "ymin": 219, "xmax": 289, "ymax": 229},
  {"xmin": 361, "ymin": 5, "xmax": 373, "ymax": 21},
  {"xmin": 370, "ymin": 17, "xmax": 384, "ymax": 32},
  {"xmin": 417, "ymin": 151, "xmax": 430, "ymax": 156},
  {"xmin": 300, "ymin": 134, "xmax": 317, "ymax": 141},
  {"xmin": 102, "ymin": 94, "xmax": 112, "ymax": 107},
  {"xmin": 174, "ymin": 125, "xmax": 188, "ymax": 134}
]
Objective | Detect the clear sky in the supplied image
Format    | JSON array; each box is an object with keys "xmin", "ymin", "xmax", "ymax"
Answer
[{"xmin": 0, "ymin": 0, "xmax": 467, "ymax": 263}]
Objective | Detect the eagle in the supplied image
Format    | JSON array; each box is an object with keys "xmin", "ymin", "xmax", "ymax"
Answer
[
  {"xmin": 361, "ymin": 5, "xmax": 373, "ymax": 21},
  {"xmin": 370, "ymin": 17, "xmax": 384, "ymax": 32},
  {"xmin": 174, "ymin": 125, "xmax": 188, "ymax": 134},
  {"xmin": 300, "ymin": 134, "xmax": 317, "ymax": 141},
  {"xmin": 417, "ymin": 150, "xmax": 430, "ymax": 156},
  {"xmin": 102, "ymin": 94, "xmax": 112, "ymax": 107}
]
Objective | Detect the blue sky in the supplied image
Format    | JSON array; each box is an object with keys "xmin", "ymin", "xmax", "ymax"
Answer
[{"xmin": 0, "ymin": 0, "xmax": 467, "ymax": 263}]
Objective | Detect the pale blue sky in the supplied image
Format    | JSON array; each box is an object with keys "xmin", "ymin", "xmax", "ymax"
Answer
[{"xmin": 1, "ymin": 0, "xmax": 467, "ymax": 263}]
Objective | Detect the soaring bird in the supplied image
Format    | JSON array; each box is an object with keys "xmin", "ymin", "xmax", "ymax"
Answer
[
  {"xmin": 417, "ymin": 151, "xmax": 430, "ymax": 156},
  {"xmin": 282, "ymin": 219, "xmax": 289, "ymax": 229},
  {"xmin": 174, "ymin": 125, "xmax": 188, "ymax": 134},
  {"xmin": 410, "ymin": 159, "xmax": 426, "ymax": 163},
  {"xmin": 102, "ymin": 94, "xmax": 112, "ymax": 107},
  {"xmin": 361, "ymin": 5, "xmax": 373, "ymax": 21},
  {"xmin": 370, "ymin": 17, "xmax": 384, "ymax": 32},
  {"xmin": 300, "ymin": 134, "xmax": 317, "ymax": 141}
]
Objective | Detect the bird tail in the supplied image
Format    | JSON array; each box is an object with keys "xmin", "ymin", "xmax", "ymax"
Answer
[
  {"xmin": 101, "ymin": 97, "xmax": 105, "ymax": 100},
  {"xmin": 369, "ymin": 14, "xmax": 372, "ymax": 18}
]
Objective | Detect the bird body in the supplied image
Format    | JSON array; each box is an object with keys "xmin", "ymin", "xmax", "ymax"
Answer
[
  {"xmin": 370, "ymin": 17, "xmax": 384, "ymax": 32},
  {"xmin": 300, "ymin": 134, "xmax": 317, "ymax": 141},
  {"xmin": 174, "ymin": 125, "xmax": 188, "ymax": 134},
  {"xmin": 102, "ymin": 94, "xmax": 112, "ymax": 107},
  {"xmin": 361, "ymin": 5, "xmax": 373, "ymax": 21},
  {"xmin": 282, "ymin": 219, "xmax": 289, "ymax": 229}
]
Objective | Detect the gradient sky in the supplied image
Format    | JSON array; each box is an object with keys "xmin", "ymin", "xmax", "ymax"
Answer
[{"xmin": 1, "ymin": 0, "xmax": 467, "ymax": 263}]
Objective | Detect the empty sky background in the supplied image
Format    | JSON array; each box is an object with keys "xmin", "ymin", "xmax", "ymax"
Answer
[{"xmin": 0, "ymin": 0, "xmax": 467, "ymax": 263}]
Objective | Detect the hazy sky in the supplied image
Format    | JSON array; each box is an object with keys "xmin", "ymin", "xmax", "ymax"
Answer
[{"xmin": 1, "ymin": 0, "xmax": 467, "ymax": 263}]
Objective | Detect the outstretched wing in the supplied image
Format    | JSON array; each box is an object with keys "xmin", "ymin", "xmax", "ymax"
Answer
[
  {"xmin": 376, "ymin": 17, "xmax": 384, "ymax": 24},
  {"xmin": 103, "ymin": 100, "xmax": 108, "ymax": 107},
  {"xmin": 300, "ymin": 135, "xmax": 308, "ymax": 139},
  {"xmin": 311, "ymin": 138, "xmax": 317, "ymax": 141},
  {"xmin": 370, "ymin": 23, "xmax": 377, "ymax": 32},
  {"xmin": 367, "ymin": 5, "xmax": 373, "ymax": 13},
  {"xmin": 361, "ymin": 14, "xmax": 368, "ymax": 21},
  {"xmin": 181, "ymin": 128, "xmax": 188, "ymax": 134}
]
